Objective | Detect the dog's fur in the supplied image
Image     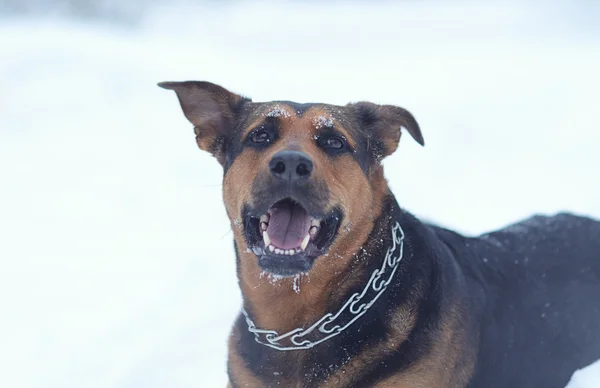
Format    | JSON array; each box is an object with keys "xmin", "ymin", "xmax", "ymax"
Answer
[{"xmin": 160, "ymin": 81, "xmax": 600, "ymax": 388}]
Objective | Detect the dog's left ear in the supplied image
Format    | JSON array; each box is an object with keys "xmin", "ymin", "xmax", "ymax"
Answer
[
  {"xmin": 349, "ymin": 102, "xmax": 424, "ymax": 159},
  {"xmin": 158, "ymin": 81, "xmax": 248, "ymax": 165}
]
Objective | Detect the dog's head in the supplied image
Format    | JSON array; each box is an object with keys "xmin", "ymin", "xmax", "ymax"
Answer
[{"xmin": 160, "ymin": 81, "xmax": 423, "ymax": 277}]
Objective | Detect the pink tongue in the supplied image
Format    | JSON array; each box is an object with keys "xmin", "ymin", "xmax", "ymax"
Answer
[{"xmin": 266, "ymin": 202, "xmax": 311, "ymax": 250}]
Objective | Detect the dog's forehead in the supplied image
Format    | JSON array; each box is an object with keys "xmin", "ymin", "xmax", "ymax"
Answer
[
  {"xmin": 256, "ymin": 101, "xmax": 342, "ymax": 116},
  {"xmin": 239, "ymin": 101, "xmax": 356, "ymax": 136},
  {"xmin": 243, "ymin": 100, "xmax": 344, "ymax": 120}
]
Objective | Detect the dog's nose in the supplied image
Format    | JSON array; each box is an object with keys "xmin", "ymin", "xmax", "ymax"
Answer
[{"xmin": 269, "ymin": 150, "xmax": 313, "ymax": 182}]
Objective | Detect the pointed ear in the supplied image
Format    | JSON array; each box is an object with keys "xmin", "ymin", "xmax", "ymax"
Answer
[
  {"xmin": 349, "ymin": 101, "xmax": 424, "ymax": 159},
  {"xmin": 158, "ymin": 81, "xmax": 249, "ymax": 165}
]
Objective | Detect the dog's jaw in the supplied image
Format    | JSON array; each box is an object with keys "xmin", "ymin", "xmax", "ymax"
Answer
[{"xmin": 242, "ymin": 198, "xmax": 343, "ymax": 277}]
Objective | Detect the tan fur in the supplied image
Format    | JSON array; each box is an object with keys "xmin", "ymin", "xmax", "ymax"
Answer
[
  {"xmin": 223, "ymin": 104, "xmax": 387, "ymax": 334},
  {"xmin": 372, "ymin": 306, "xmax": 475, "ymax": 388},
  {"xmin": 227, "ymin": 324, "xmax": 267, "ymax": 388},
  {"xmin": 319, "ymin": 306, "xmax": 418, "ymax": 388},
  {"xmin": 307, "ymin": 107, "xmax": 357, "ymax": 148}
]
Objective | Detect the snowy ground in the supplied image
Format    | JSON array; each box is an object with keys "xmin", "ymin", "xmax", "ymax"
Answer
[
  {"xmin": 568, "ymin": 360, "xmax": 600, "ymax": 388},
  {"xmin": 1, "ymin": 1, "xmax": 599, "ymax": 387}
]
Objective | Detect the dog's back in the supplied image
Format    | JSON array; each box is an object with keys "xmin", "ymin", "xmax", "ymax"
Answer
[{"xmin": 457, "ymin": 213, "xmax": 600, "ymax": 387}]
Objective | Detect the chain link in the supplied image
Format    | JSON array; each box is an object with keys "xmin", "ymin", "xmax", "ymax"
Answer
[{"xmin": 242, "ymin": 222, "xmax": 405, "ymax": 351}]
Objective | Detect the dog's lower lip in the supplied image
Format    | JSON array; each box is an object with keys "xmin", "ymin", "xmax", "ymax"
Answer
[
  {"xmin": 242, "ymin": 203, "xmax": 342, "ymax": 276},
  {"xmin": 258, "ymin": 254, "xmax": 312, "ymax": 277}
]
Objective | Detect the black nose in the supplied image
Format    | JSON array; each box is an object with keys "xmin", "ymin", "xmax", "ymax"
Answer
[{"xmin": 269, "ymin": 150, "xmax": 313, "ymax": 182}]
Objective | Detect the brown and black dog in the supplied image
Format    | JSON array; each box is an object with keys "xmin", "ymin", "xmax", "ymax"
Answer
[{"xmin": 159, "ymin": 81, "xmax": 600, "ymax": 388}]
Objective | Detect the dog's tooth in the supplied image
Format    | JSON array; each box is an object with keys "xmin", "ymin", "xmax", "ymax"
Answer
[
  {"xmin": 289, "ymin": 249, "xmax": 295, "ymax": 255},
  {"xmin": 275, "ymin": 248, "xmax": 281, "ymax": 255},
  {"xmin": 260, "ymin": 222, "xmax": 268, "ymax": 231},
  {"xmin": 284, "ymin": 250, "xmax": 290, "ymax": 255},
  {"xmin": 269, "ymin": 245, "xmax": 275, "ymax": 252},
  {"xmin": 309, "ymin": 226, "xmax": 319, "ymax": 237},
  {"xmin": 260, "ymin": 214, "xmax": 270, "ymax": 224},
  {"xmin": 311, "ymin": 219, "xmax": 320, "ymax": 227},
  {"xmin": 263, "ymin": 231, "xmax": 271, "ymax": 247},
  {"xmin": 301, "ymin": 234, "xmax": 310, "ymax": 251}
]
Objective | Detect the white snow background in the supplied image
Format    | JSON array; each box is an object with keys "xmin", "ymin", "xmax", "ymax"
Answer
[{"xmin": 1, "ymin": 1, "xmax": 599, "ymax": 387}]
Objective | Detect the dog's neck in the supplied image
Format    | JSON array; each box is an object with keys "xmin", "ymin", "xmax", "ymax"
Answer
[
  {"xmin": 241, "ymin": 214, "xmax": 405, "ymax": 351},
  {"xmin": 229, "ymin": 195, "xmax": 443, "ymax": 386},
  {"xmin": 236, "ymin": 194, "xmax": 404, "ymax": 333}
]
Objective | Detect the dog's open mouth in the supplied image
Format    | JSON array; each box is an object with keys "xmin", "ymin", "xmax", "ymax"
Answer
[{"xmin": 243, "ymin": 198, "xmax": 342, "ymax": 276}]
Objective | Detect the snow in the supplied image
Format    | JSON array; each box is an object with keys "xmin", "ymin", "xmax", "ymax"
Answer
[
  {"xmin": 566, "ymin": 360, "xmax": 600, "ymax": 388},
  {"xmin": 312, "ymin": 115, "xmax": 335, "ymax": 129},
  {"xmin": 292, "ymin": 275, "xmax": 301, "ymax": 294},
  {"xmin": 265, "ymin": 104, "xmax": 292, "ymax": 118},
  {"xmin": 0, "ymin": 1, "xmax": 599, "ymax": 387}
]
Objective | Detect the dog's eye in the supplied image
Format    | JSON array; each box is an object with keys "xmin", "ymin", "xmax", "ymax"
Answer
[
  {"xmin": 324, "ymin": 136, "xmax": 345, "ymax": 150},
  {"xmin": 250, "ymin": 129, "xmax": 271, "ymax": 144}
]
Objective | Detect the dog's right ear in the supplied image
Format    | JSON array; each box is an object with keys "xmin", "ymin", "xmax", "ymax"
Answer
[{"xmin": 158, "ymin": 81, "xmax": 249, "ymax": 165}]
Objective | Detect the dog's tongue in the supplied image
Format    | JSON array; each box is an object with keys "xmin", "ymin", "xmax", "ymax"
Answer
[{"xmin": 267, "ymin": 202, "xmax": 311, "ymax": 250}]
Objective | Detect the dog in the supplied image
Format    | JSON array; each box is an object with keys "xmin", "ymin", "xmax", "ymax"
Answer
[{"xmin": 159, "ymin": 81, "xmax": 600, "ymax": 388}]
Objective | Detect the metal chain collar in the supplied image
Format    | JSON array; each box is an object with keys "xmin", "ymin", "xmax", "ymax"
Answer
[{"xmin": 242, "ymin": 222, "xmax": 405, "ymax": 351}]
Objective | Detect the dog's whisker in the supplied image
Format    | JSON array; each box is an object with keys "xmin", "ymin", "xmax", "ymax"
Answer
[{"xmin": 220, "ymin": 228, "xmax": 232, "ymax": 239}]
